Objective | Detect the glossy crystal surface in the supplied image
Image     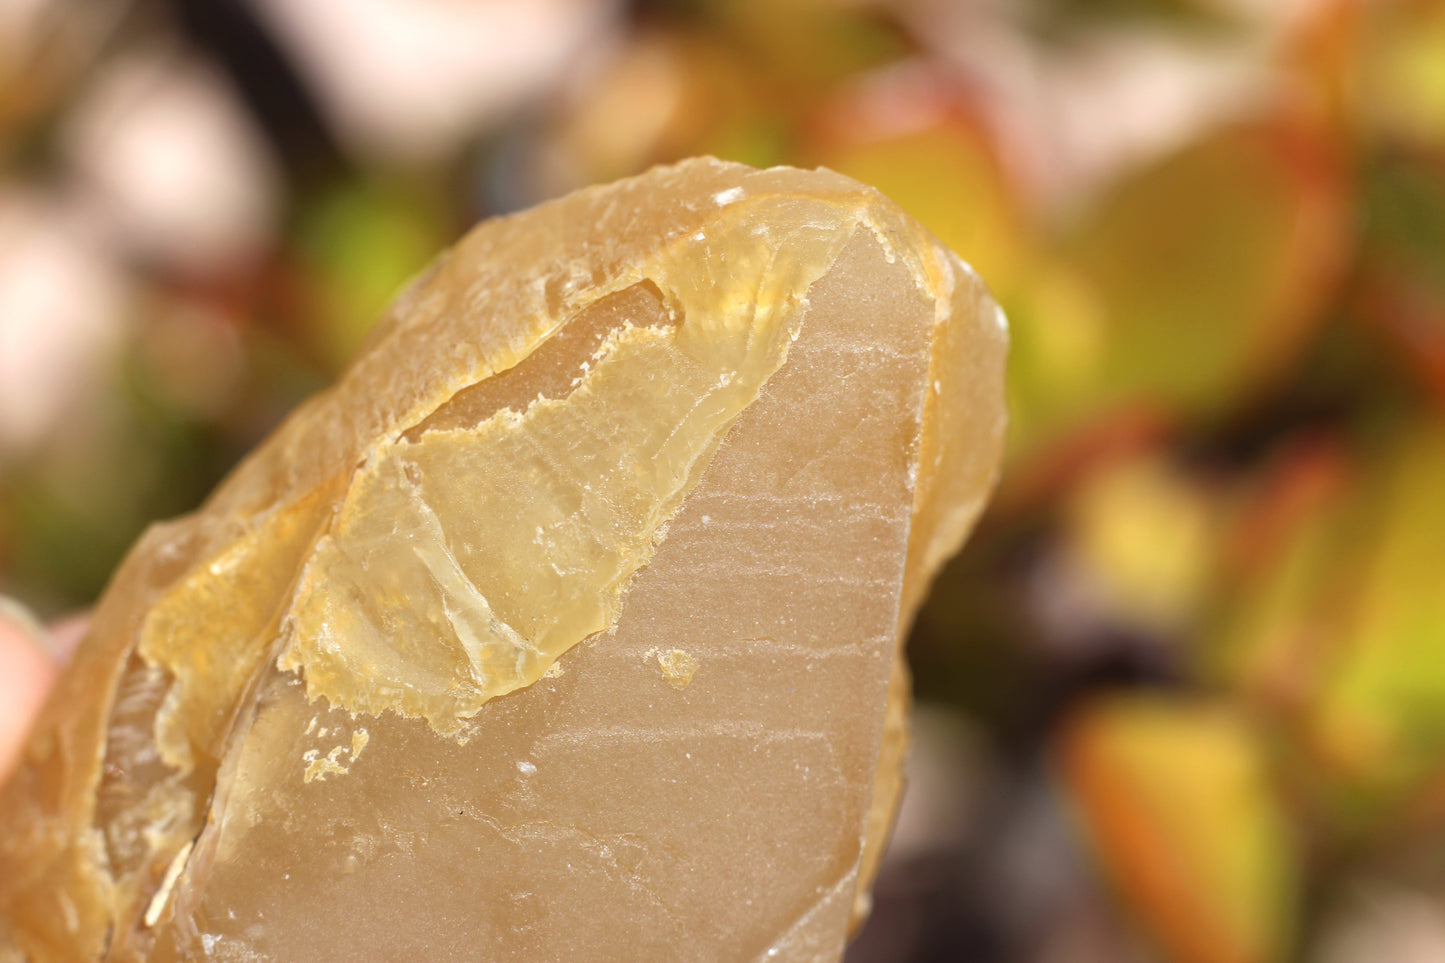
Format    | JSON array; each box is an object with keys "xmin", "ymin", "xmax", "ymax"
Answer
[{"xmin": 0, "ymin": 158, "xmax": 1006, "ymax": 962}]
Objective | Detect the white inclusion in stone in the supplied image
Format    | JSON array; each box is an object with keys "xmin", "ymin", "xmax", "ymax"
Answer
[
  {"xmin": 713, "ymin": 186, "xmax": 744, "ymax": 206},
  {"xmin": 517, "ymin": 760, "xmax": 538, "ymax": 776}
]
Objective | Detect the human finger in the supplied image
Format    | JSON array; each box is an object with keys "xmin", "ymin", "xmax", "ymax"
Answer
[{"xmin": 0, "ymin": 597, "xmax": 60, "ymax": 782}]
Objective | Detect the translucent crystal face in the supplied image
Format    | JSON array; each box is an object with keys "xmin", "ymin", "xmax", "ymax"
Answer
[
  {"xmin": 278, "ymin": 196, "xmax": 864, "ymax": 732},
  {"xmin": 0, "ymin": 158, "xmax": 1006, "ymax": 963}
]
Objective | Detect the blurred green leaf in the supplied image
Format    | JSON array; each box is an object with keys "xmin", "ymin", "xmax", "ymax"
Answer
[{"xmin": 294, "ymin": 179, "xmax": 445, "ymax": 373}]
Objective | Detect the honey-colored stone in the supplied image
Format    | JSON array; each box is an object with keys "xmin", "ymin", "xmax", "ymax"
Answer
[{"xmin": 0, "ymin": 158, "xmax": 1006, "ymax": 962}]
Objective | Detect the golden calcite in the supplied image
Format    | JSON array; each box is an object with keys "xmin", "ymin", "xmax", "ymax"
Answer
[{"xmin": 0, "ymin": 158, "xmax": 1006, "ymax": 962}]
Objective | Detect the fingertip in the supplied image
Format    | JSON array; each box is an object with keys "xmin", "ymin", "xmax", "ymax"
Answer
[{"xmin": 0, "ymin": 611, "xmax": 59, "ymax": 783}]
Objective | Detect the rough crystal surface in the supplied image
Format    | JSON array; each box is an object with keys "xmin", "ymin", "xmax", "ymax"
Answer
[{"xmin": 0, "ymin": 158, "xmax": 1006, "ymax": 962}]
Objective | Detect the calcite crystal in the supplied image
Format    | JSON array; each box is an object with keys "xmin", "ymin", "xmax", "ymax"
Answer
[{"xmin": 0, "ymin": 158, "xmax": 1007, "ymax": 962}]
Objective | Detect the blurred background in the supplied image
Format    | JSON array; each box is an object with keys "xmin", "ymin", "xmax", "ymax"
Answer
[{"xmin": 1, "ymin": 0, "xmax": 1443, "ymax": 960}]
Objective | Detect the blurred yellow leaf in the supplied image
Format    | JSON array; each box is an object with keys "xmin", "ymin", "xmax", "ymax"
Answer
[
  {"xmin": 1061, "ymin": 696, "xmax": 1299, "ymax": 963},
  {"xmin": 1313, "ymin": 427, "xmax": 1445, "ymax": 803},
  {"xmin": 1063, "ymin": 122, "xmax": 1347, "ymax": 416},
  {"xmin": 1217, "ymin": 425, "xmax": 1445, "ymax": 823},
  {"xmin": 1067, "ymin": 454, "xmax": 1220, "ymax": 633},
  {"xmin": 1364, "ymin": 2, "xmax": 1445, "ymax": 148}
]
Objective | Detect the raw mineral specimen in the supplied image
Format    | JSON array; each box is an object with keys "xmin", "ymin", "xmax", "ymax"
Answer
[{"xmin": 0, "ymin": 158, "xmax": 1007, "ymax": 962}]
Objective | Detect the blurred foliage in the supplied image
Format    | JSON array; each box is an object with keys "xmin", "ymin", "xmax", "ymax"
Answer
[
  {"xmin": 4, "ymin": 0, "xmax": 1445, "ymax": 961},
  {"xmin": 1062, "ymin": 696, "xmax": 1298, "ymax": 963}
]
